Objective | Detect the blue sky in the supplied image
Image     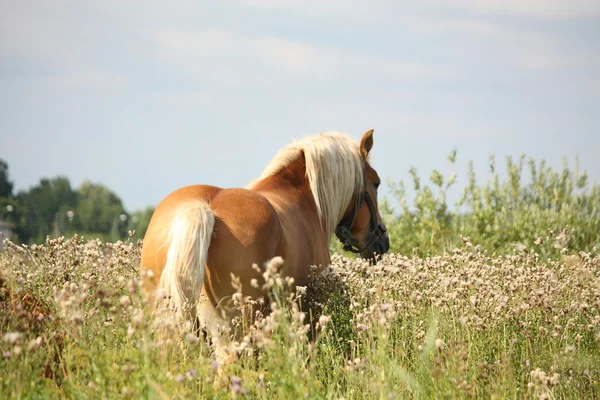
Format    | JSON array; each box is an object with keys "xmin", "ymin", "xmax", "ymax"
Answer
[{"xmin": 1, "ymin": 1, "xmax": 599, "ymax": 213}]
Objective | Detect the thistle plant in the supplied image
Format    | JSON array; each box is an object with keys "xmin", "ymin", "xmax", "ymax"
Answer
[{"xmin": 1, "ymin": 151, "xmax": 599, "ymax": 399}]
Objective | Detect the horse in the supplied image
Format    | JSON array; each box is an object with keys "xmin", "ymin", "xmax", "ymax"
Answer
[{"xmin": 139, "ymin": 129, "xmax": 390, "ymax": 360}]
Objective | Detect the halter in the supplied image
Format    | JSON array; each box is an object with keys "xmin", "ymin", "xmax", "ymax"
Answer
[{"xmin": 334, "ymin": 179, "xmax": 387, "ymax": 255}]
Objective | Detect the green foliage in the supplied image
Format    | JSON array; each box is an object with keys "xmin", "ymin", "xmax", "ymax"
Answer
[
  {"xmin": 0, "ymin": 160, "xmax": 155, "ymax": 245},
  {"xmin": 14, "ymin": 177, "xmax": 77, "ymax": 243},
  {"xmin": 74, "ymin": 180, "xmax": 128, "ymax": 240},
  {"xmin": 7, "ymin": 176, "xmax": 150, "ymax": 244},
  {"xmin": 0, "ymin": 198, "xmax": 21, "ymax": 244},
  {"xmin": 128, "ymin": 206, "xmax": 155, "ymax": 239},
  {"xmin": 1, "ymin": 151, "xmax": 598, "ymax": 398},
  {"xmin": 383, "ymin": 150, "xmax": 600, "ymax": 259},
  {"xmin": 0, "ymin": 159, "xmax": 14, "ymax": 198}
]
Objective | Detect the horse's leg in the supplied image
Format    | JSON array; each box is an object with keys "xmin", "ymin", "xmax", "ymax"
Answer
[
  {"xmin": 195, "ymin": 296, "xmax": 233, "ymax": 364},
  {"xmin": 196, "ymin": 189, "xmax": 282, "ymax": 359},
  {"xmin": 142, "ymin": 197, "xmax": 216, "ymax": 349}
]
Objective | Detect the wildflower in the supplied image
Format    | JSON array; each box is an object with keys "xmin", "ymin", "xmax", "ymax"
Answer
[
  {"xmin": 119, "ymin": 295, "xmax": 131, "ymax": 308},
  {"xmin": 121, "ymin": 387, "xmax": 132, "ymax": 398},
  {"xmin": 3, "ymin": 332, "xmax": 22, "ymax": 346},
  {"xmin": 231, "ymin": 376, "xmax": 246, "ymax": 395},
  {"xmin": 564, "ymin": 345, "xmax": 576, "ymax": 354},
  {"xmin": 121, "ymin": 362, "xmax": 135, "ymax": 377},
  {"xmin": 296, "ymin": 285, "xmax": 307, "ymax": 296},
  {"xmin": 71, "ymin": 312, "xmax": 84, "ymax": 325},
  {"xmin": 435, "ymin": 338, "xmax": 445, "ymax": 350},
  {"xmin": 232, "ymin": 292, "xmax": 243, "ymax": 305},
  {"xmin": 319, "ymin": 315, "xmax": 331, "ymax": 327},
  {"xmin": 127, "ymin": 279, "xmax": 137, "ymax": 294},
  {"xmin": 186, "ymin": 368, "xmax": 197, "ymax": 379},
  {"xmin": 131, "ymin": 309, "xmax": 144, "ymax": 328},
  {"xmin": 27, "ymin": 337, "xmax": 43, "ymax": 352},
  {"xmin": 185, "ymin": 332, "xmax": 199, "ymax": 345}
]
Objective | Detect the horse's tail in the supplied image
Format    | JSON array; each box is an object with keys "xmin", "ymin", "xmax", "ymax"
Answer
[{"xmin": 158, "ymin": 199, "xmax": 215, "ymax": 325}]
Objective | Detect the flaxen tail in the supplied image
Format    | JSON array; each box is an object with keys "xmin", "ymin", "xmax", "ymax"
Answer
[{"xmin": 157, "ymin": 199, "xmax": 214, "ymax": 325}]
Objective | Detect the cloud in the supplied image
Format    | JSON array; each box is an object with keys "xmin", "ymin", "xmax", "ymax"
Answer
[
  {"xmin": 306, "ymin": 101, "xmax": 500, "ymax": 141},
  {"xmin": 43, "ymin": 72, "xmax": 126, "ymax": 89},
  {"xmin": 224, "ymin": 0, "xmax": 389, "ymax": 22},
  {"xmin": 381, "ymin": 114, "xmax": 499, "ymax": 140},
  {"xmin": 153, "ymin": 28, "xmax": 454, "ymax": 86},
  {"xmin": 218, "ymin": 1, "xmax": 597, "ymax": 75},
  {"xmin": 145, "ymin": 91, "xmax": 210, "ymax": 108},
  {"xmin": 429, "ymin": 0, "xmax": 600, "ymax": 19},
  {"xmin": 226, "ymin": 0, "xmax": 600, "ymax": 20},
  {"xmin": 402, "ymin": 16, "xmax": 597, "ymax": 72},
  {"xmin": 0, "ymin": 2, "xmax": 125, "ymax": 88},
  {"xmin": 592, "ymin": 80, "xmax": 600, "ymax": 96}
]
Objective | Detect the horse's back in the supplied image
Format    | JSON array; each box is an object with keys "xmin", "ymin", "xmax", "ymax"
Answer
[{"xmin": 140, "ymin": 184, "xmax": 282, "ymax": 301}]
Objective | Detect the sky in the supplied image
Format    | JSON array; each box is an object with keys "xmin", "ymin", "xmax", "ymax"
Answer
[{"xmin": 1, "ymin": 0, "xmax": 599, "ymax": 213}]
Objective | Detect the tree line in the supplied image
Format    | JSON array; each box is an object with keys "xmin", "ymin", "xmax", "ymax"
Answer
[{"xmin": 0, "ymin": 159, "xmax": 154, "ymax": 245}]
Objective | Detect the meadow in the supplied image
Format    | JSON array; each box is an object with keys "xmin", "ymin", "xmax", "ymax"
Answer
[{"xmin": 1, "ymin": 153, "xmax": 599, "ymax": 399}]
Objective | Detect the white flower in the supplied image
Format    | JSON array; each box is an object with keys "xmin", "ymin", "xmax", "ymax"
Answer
[{"xmin": 3, "ymin": 332, "xmax": 22, "ymax": 345}]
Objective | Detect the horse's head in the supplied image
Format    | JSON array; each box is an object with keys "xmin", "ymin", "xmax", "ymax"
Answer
[{"xmin": 335, "ymin": 129, "xmax": 390, "ymax": 261}]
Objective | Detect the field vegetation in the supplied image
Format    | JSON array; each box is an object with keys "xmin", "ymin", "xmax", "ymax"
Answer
[{"xmin": 1, "ymin": 152, "xmax": 599, "ymax": 399}]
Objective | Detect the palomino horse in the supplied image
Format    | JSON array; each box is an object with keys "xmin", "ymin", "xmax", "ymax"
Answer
[{"xmin": 140, "ymin": 129, "xmax": 389, "ymax": 358}]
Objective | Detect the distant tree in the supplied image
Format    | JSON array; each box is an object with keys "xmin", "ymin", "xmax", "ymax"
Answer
[
  {"xmin": 6, "ymin": 172, "xmax": 154, "ymax": 244},
  {"xmin": 0, "ymin": 159, "xmax": 14, "ymax": 198},
  {"xmin": 128, "ymin": 206, "xmax": 155, "ymax": 239},
  {"xmin": 15, "ymin": 176, "xmax": 77, "ymax": 243},
  {"xmin": 0, "ymin": 197, "xmax": 22, "ymax": 244},
  {"xmin": 75, "ymin": 181, "xmax": 128, "ymax": 238}
]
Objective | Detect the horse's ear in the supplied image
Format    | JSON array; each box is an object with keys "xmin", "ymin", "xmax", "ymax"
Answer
[{"xmin": 359, "ymin": 129, "xmax": 374, "ymax": 159}]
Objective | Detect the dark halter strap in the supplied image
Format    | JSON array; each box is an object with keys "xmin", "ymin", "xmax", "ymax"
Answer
[{"xmin": 335, "ymin": 179, "xmax": 386, "ymax": 254}]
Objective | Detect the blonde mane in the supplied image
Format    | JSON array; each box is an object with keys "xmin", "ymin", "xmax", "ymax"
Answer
[{"xmin": 248, "ymin": 131, "xmax": 365, "ymax": 239}]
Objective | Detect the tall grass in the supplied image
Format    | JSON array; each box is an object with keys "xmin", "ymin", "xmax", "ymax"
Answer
[
  {"xmin": 1, "ymin": 151, "xmax": 599, "ymax": 399},
  {"xmin": 381, "ymin": 151, "xmax": 599, "ymax": 259},
  {"xmin": 1, "ymin": 235, "xmax": 599, "ymax": 399}
]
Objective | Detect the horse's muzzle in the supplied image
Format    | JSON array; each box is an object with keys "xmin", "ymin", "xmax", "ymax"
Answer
[{"xmin": 361, "ymin": 224, "xmax": 390, "ymax": 261}]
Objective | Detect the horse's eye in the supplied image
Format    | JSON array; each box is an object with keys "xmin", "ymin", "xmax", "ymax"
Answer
[{"xmin": 374, "ymin": 182, "xmax": 381, "ymax": 190}]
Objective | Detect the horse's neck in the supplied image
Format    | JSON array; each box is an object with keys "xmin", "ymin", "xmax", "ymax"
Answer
[
  {"xmin": 251, "ymin": 169, "xmax": 329, "ymax": 245},
  {"xmin": 251, "ymin": 155, "xmax": 319, "ymax": 222},
  {"xmin": 250, "ymin": 158, "xmax": 334, "ymax": 275}
]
